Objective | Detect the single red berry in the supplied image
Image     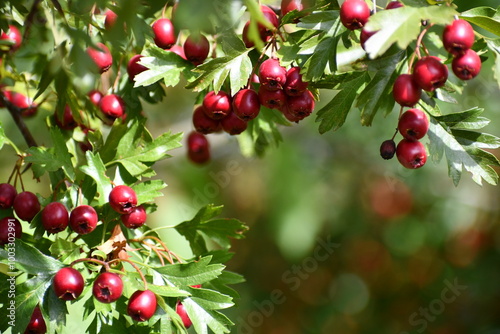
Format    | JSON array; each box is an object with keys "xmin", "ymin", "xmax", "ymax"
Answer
[
  {"xmin": 396, "ymin": 139, "xmax": 427, "ymax": 169},
  {"xmin": 412, "ymin": 56, "xmax": 448, "ymax": 92},
  {"xmin": 193, "ymin": 105, "xmax": 221, "ymax": 134},
  {"xmin": 232, "ymin": 89, "xmax": 260, "ymax": 121},
  {"xmin": 340, "ymin": 0, "xmax": 370, "ymax": 30},
  {"xmin": 393, "ymin": 74, "xmax": 422, "ymax": 107},
  {"xmin": 360, "ymin": 28, "xmax": 377, "ymax": 50},
  {"xmin": 127, "ymin": 54, "xmax": 148, "ymax": 82},
  {"xmin": 168, "ymin": 45, "xmax": 186, "ymax": 59},
  {"xmin": 99, "ymin": 94, "xmax": 126, "ymax": 122},
  {"xmin": 380, "ymin": 139, "xmax": 396, "ymax": 160},
  {"xmin": 398, "ymin": 108, "xmax": 429, "ymax": 141},
  {"xmin": 258, "ymin": 87, "xmax": 286, "ymax": 110},
  {"xmin": 53, "ymin": 267, "xmax": 85, "ymax": 301},
  {"xmin": 281, "ymin": 104, "xmax": 307, "ymax": 123},
  {"xmin": 55, "ymin": 105, "xmax": 77, "ymax": 130},
  {"xmin": 13, "ymin": 191, "xmax": 40, "ymax": 221},
  {"xmin": 24, "ymin": 305, "xmax": 47, "ymax": 334},
  {"xmin": 202, "ymin": 91, "xmax": 232, "ymax": 120},
  {"xmin": 0, "ymin": 217, "xmax": 22, "ymax": 246},
  {"xmin": 385, "ymin": 1, "xmax": 404, "ymax": 9},
  {"xmin": 285, "ymin": 90, "xmax": 315, "ymax": 118},
  {"xmin": 0, "ymin": 183, "xmax": 17, "ymax": 209},
  {"xmin": 258, "ymin": 59, "xmax": 287, "ymax": 91},
  {"xmin": 183, "ymin": 34, "xmax": 210, "ymax": 66},
  {"xmin": 127, "ymin": 290, "xmax": 157, "ymax": 322},
  {"xmin": 152, "ymin": 18, "xmax": 177, "ymax": 49},
  {"xmin": 0, "ymin": 25, "xmax": 22, "ymax": 52},
  {"xmin": 242, "ymin": 21, "xmax": 255, "ymax": 48},
  {"xmin": 281, "ymin": 0, "xmax": 304, "ymax": 16},
  {"xmin": 121, "ymin": 205, "xmax": 147, "ymax": 229},
  {"xmin": 93, "ymin": 272, "xmax": 124, "ymax": 303},
  {"xmin": 176, "ymin": 301, "xmax": 192, "ymax": 329},
  {"xmin": 284, "ymin": 67, "xmax": 309, "ymax": 96},
  {"xmin": 442, "ymin": 19, "xmax": 475, "ymax": 56},
  {"xmin": 88, "ymin": 90, "xmax": 103, "ymax": 106},
  {"xmin": 452, "ymin": 49, "xmax": 481, "ymax": 80},
  {"xmin": 0, "ymin": 90, "xmax": 12, "ymax": 108},
  {"xmin": 42, "ymin": 202, "xmax": 69, "ymax": 234},
  {"xmin": 187, "ymin": 131, "xmax": 210, "ymax": 165},
  {"xmin": 104, "ymin": 9, "xmax": 118, "ymax": 30},
  {"xmin": 109, "ymin": 185, "xmax": 137, "ymax": 214},
  {"xmin": 221, "ymin": 112, "xmax": 248, "ymax": 135},
  {"xmin": 258, "ymin": 5, "xmax": 280, "ymax": 40},
  {"xmin": 69, "ymin": 205, "xmax": 98, "ymax": 235},
  {"xmin": 87, "ymin": 43, "xmax": 113, "ymax": 73},
  {"xmin": 10, "ymin": 92, "xmax": 38, "ymax": 117}
]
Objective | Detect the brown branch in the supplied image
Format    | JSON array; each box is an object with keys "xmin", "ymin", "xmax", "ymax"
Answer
[{"xmin": 0, "ymin": 93, "xmax": 38, "ymax": 148}]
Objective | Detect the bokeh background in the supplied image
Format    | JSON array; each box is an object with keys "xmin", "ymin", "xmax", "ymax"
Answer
[{"xmin": 2, "ymin": 0, "xmax": 500, "ymax": 333}]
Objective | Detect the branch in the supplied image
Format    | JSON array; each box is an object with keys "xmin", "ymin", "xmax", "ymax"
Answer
[{"xmin": 0, "ymin": 93, "xmax": 38, "ymax": 148}]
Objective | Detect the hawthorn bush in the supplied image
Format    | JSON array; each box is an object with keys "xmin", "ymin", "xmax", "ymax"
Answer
[{"xmin": 1, "ymin": 0, "xmax": 500, "ymax": 333}]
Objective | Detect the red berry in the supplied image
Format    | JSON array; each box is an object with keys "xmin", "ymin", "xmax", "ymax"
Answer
[
  {"xmin": 69, "ymin": 205, "xmax": 98, "ymax": 235},
  {"xmin": 340, "ymin": 0, "xmax": 370, "ymax": 30},
  {"xmin": 187, "ymin": 131, "xmax": 210, "ymax": 165},
  {"xmin": 93, "ymin": 272, "xmax": 123, "ymax": 303},
  {"xmin": 121, "ymin": 205, "xmax": 147, "ymax": 229},
  {"xmin": 452, "ymin": 49, "xmax": 481, "ymax": 80},
  {"xmin": 127, "ymin": 54, "xmax": 148, "ymax": 82},
  {"xmin": 0, "ymin": 217, "xmax": 22, "ymax": 246},
  {"xmin": 53, "ymin": 267, "xmax": 85, "ymax": 301},
  {"xmin": 232, "ymin": 89, "xmax": 261, "ymax": 121},
  {"xmin": 24, "ymin": 305, "xmax": 46, "ymax": 334},
  {"xmin": 13, "ymin": 191, "xmax": 40, "ymax": 221},
  {"xmin": 393, "ymin": 74, "xmax": 422, "ymax": 107},
  {"xmin": 42, "ymin": 202, "xmax": 69, "ymax": 234},
  {"xmin": 360, "ymin": 28, "xmax": 377, "ymax": 50},
  {"xmin": 380, "ymin": 139, "xmax": 396, "ymax": 160},
  {"xmin": 99, "ymin": 94, "xmax": 126, "ymax": 122},
  {"xmin": 398, "ymin": 108, "xmax": 429, "ymax": 141},
  {"xmin": 87, "ymin": 43, "xmax": 113, "ymax": 73},
  {"xmin": 109, "ymin": 185, "xmax": 137, "ymax": 214},
  {"xmin": 0, "ymin": 183, "xmax": 17, "ymax": 209},
  {"xmin": 258, "ymin": 59, "xmax": 287, "ymax": 91},
  {"xmin": 202, "ymin": 91, "xmax": 232, "ymax": 120},
  {"xmin": 0, "ymin": 25, "xmax": 22, "ymax": 52},
  {"xmin": 221, "ymin": 112, "xmax": 248, "ymax": 135},
  {"xmin": 442, "ymin": 19, "xmax": 475, "ymax": 56},
  {"xmin": 281, "ymin": 0, "xmax": 304, "ymax": 16},
  {"xmin": 193, "ymin": 105, "xmax": 221, "ymax": 134},
  {"xmin": 386, "ymin": 1, "xmax": 404, "ymax": 9},
  {"xmin": 396, "ymin": 139, "xmax": 427, "ymax": 169},
  {"xmin": 284, "ymin": 67, "xmax": 309, "ymax": 96},
  {"xmin": 412, "ymin": 56, "xmax": 448, "ymax": 92},
  {"xmin": 55, "ymin": 105, "xmax": 77, "ymax": 130},
  {"xmin": 10, "ymin": 92, "xmax": 37, "ymax": 117},
  {"xmin": 285, "ymin": 90, "xmax": 315, "ymax": 118},
  {"xmin": 152, "ymin": 18, "xmax": 177, "ymax": 49},
  {"xmin": 242, "ymin": 21, "xmax": 255, "ymax": 48},
  {"xmin": 104, "ymin": 9, "xmax": 118, "ymax": 30},
  {"xmin": 183, "ymin": 34, "xmax": 210, "ymax": 66},
  {"xmin": 258, "ymin": 5, "xmax": 280, "ymax": 40},
  {"xmin": 281, "ymin": 104, "xmax": 306, "ymax": 123},
  {"xmin": 88, "ymin": 90, "xmax": 103, "ymax": 106},
  {"xmin": 176, "ymin": 301, "xmax": 192, "ymax": 329},
  {"xmin": 0, "ymin": 90, "xmax": 12, "ymax": 108},
  {"xmin": 168, "ymin": 45, "xmax": 186, "ymax": 59},
  {"xmin": 258, "ymin": 87, "xmax": 286, "ymax": 110},
  {"xmin": 127, "ymin": 290, "xmax": 157, "ymax": 322}
]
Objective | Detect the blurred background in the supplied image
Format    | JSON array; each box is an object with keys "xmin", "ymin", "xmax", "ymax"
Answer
[{"xmin": 2, "ymin": 0, "xmax": 500, "ymax": 333}]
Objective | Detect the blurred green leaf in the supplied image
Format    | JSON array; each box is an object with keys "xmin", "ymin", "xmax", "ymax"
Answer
[
  {"xmin": 155, "ymin": 256, "xmax": 225, "ymax": 287},
  {"xmin": 461, "ymin": 6, "xmax": 500, "ymax": 37}
]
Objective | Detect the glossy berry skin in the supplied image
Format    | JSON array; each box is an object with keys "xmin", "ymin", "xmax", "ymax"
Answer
[
  {"xmin": 25, "ymin": 305, "xmax": 46, "ymax": 334},
  {"xmin": 412, "ymin": 56, "xmax": 448, "ymax": 92},
  {"xmin": 452, "ymin": 49, "xmax": 481, "ymax": 80},
  {"xmin": 396, "ymin": 139, "xmax": 427, "ymax": 169},
  {"xmin": 442, "ymin": 19, "xmax": 475, "ymax": 56},
  {"xmin": 183, "ymin": 34, "xmax": 210, "ymax": 66},
  {"xmin": 398, "ymin": 108, "xmax": 429, "ymax": 141},
  {"xmin": 340, "ymin": 0, "xmax": 370, "ymax": 30},
  {"xmin": 69, "ymin": 205, "xmax": 98, "ymax": 235},
  {"xmin": 0, "ymin": 25, "xmax": 22, "ymax": 52},
  {"xmin": 258, "ymin": 59, "xmax": 287, "ymax": 91},
  {"xmin": 284, "ymin": 67, "xmax": 309, "ymax": 96},
  {"xmin": 380, "ymin": 139, "xmax": 396, "ymax": 160},
  {"xmin": 152, "ymin": 18, "xmax": 176, "ymax": 49},
  {"xmin": 99, "ymin": 94, "xmax": 126, "ymax": 122},
  {"xmin": 259, "ymin": 5, "xmax": 280, "ymax": 40},
  {"xmin": 109, "ymin": 185, "xmax": 137, "ymax": 214},
  {"xmin": 88, "ymin": 90, "xmax": 103, "ymax": 106},
  {"xmin": 121, "ymin": 205, "xmax": 147, "ymax": 229},
  {"xmin": 242, "ymin": 21, "xmax": 255, "ymax": 48},
  {"xmin": 286, "ymin": 90, "xmax": 315, "ymax": 118},
  {"xmin": 281, "ymin": 0, "xmax": 304, "ymax": 16},
  {"xmin": 104, "ymin": 10, "xmax": 118, "ymax": 30},
  {"xmin": 282, "ymin": 104, "xmax": 306, "ymax": 123},
  {"xmin": 0, "ymin": 217, "xmax": 22, "ymax": 246},
  {"xmin": 127, "ymin": 290, "xmax": 157, "ymax": 322},
  {"xmin": 127, "ymin": 55, "xmax": 147, "ymax": 82},
  {"xmin": 55, "ymin": 105, "xmax": 77, "ymax": 130},
  {"xmin": 10, "ymin": 92, "xmax": 38, "ymax": 117},
  {"xmin": 93, "ymin": 272, "xmax": 124, "ymax": 303},
  {"xmin": 42, "ymin": 202, "xmax": 69, "ymax": 234},
  {"xmin": 202, "ymin": 91, "xmax": 232, "ymax": 120},
  {"xmin": 0, "ymin": 183, "xmax": 17, "ymax": 209},
  {"xmin": 187, "ymin": 132, "xmax": 210, "ymax": 165},
  {"xmin": 221, "ymin": 112, "xmax": 248, "ymax": 135},
  {"xmin": 53, "ymin": 267, "xmax": 85, "ymax": 301},
  {"xmin": 87, "ymin": 43, "xmax": 112, "ymax": 73},
  {"xmin": 386, "ymin": 1, "xmax": 404, "ymax": 9},
  {"xmin": 258, "ymin": 87, "xmax": 286, "ymax": 110},
  {"xmin": 176, "ymin": 302, "xmax": 192, "ymax": 329},
  {"xmin": 193, "ymin": 105, "xmax": 221, "ymax": 134},
  {"xmin": 13, "ymin": 191, "xmax": 40, "ymax": 222},
  {"xmin": 169, "ymin": 45, "xmax": 186, "ymax": 59},
  {"xmin": 393, "ymin": 74, "xmax": 422, "ymax": 107},
  {"xmin": 232, "ymin": 89, "xmax": 260, "ymax": 121}
]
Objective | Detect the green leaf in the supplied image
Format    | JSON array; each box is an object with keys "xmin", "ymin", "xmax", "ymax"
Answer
[
  {"xmin": 183, "ymin": 297, "xmax": 232, "ymax": 334},
  {"xmin": 155, "ymin": 256, "xmax": 225, "ymax": 287},
  {"xmin": 461, "ymin": 6, "xmax": 500, "ymax": 37},
  {"xmin": 49, "ymin": 238, "xmax": 82, "ymax": 264},
  {"xmin": 451, "ymin": 129, "xmax": 500, "ymax": 149},
  {"xmin": 80, "ymin": 151, "xmax": 112, "ymax": 206},
  {"xmin": 433, "ymin": 107, "xmax": 490, "ymax": 130},
  {"xmin": 297, "ymin": 10, "xmax": 340, "ymax": 32},
  {"xmin": 0, "ymin": 121, "xmax": 6, "ymax": 150},
  {"xmin": 132, "ymin": 179, "xmax": 167, "ymax": 204},
  {"xmin": 0, "ymin": 240, "xmax": 64, "ymax": 275},
  {"xmin": 147, "ymin": 284, "xmax": 191, "ymax": 298},
  {"xmin": 486, "ymin": 39, "xmax": 500, "ymax": 88}
]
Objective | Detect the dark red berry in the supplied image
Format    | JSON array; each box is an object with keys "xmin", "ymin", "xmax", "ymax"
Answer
[
  {"xmin": 121, "ymin": 205, "xmax": 147, "ymax": 229},
  {"xmin": 109, "ymin": 185, "xmax": 137, "ymax": 214},
  {"xmin": 258, "ymin": 5, "xmax": 280, "ymax": 40},
  {"xmin": 53, "ymin": 267, "xmax": 85, "ymax": 301},
  {"xmin": 176, "ymin": 301, "xmax": 192, "ymax": 329},
  {"xmin": 0, "ymin": 183, "xmax": 17, "ymax": 209},
  {"xmin": 258, "ymin": 87, "xmax": 286, "ymax": 110},
  {"xmin": 221, "ymin": 112, "xmax": 248, "ymax": 135},
  {"xmin": 42, "ymin": 202, "xmax": 69, "ymax": 234},
  {"xmin": 242, "ymin": 21, "xmax": 255, "ymax": 48},
  {"xmin": 281, "ymin": 104, "xmax": 306, "ymax": 123},
  {"xmin": 87, "ymin": 43, "xmax": 113, "ymax": 73},
  {"xmin": 10, "ymin": 92, "xmax": 38, "ymax": 117},
  {"xmin": 13, "ymin": 191, "xmax": 40, "ymax": 221},
  {"xmin": 380, "ymin": 139, "xmax": 396, "ymax": 160},
  {"xmin": 93, "ymin": 272, "xmax": 123, "ymax": 303},
  {"xmin": 258, "ymin": 59, "xmax": 287, "ymax": 91},
  {"xmin": 412, "ymin": 56, "xmax": 448, "ymax": 92},
  {"xmin": 0, "ymin": 25, "xmax": 22, "ymax": 52},
  {"xmin": 187, "ymin": 132, "xmax": 210, "ymax": 165},
  {"xmin": 202, "ymin": 91, "xmax": 232, "ymax": 120},
  {"xmin": 452, "ymin": 49, "xmax": 481, "ymax": 80},
  {"xmin": 104, "ymin": 9, "xmax": 118, "ymax": 30},
  {"xmin": 284, "ymin": 67, "xmax": 308, "ymax": 96},
  {"xmin": 442, "ymin": 19, "xmax": 475, "ymax": 56},
  {"xmin": 385, "ymin": 1, "xmax": 404, "ymax": 9},
  {"xmin": 340, "ymin": 0, "xmax": 370, "ymax": 30},
  {"xmin": 281, "ymin": 0, "xmax": 304, "ymax": 16},
  {"xmin": 24, "ymin": 305, "xmax": 46, "ymax": 334},
  {"xmin": 232, "ymin": 89, "xmax": 260, "ymax": 121},
  {"xmin": 0, "ymin": 217, "xmax": 22, "ymax": 246},
  {"xmin": 396, "ymin": 139, "xmax": 427, "ymax": 169},
  {"xmin": 286, "ymin": 90, "xmax": 315, "ymax": 118},
  {"xmin": 193, "ymin": 105, "xmax": 221, "ymax": 134},
  {"xmin": 183, "ymin": 34, "xmax": 210, "ymax": 66},
  {"xmin": 360, "ymin": 28, "xmax": 377, "ymax": 50},
  {"xmin": 393, "ymin": 74, "xmax": 422, "ymax": 107},
  {"xmin": 152, "ymin": 18, "xmax": 177, "ymax": 49},
  {"xmin": 55, "ymin": 105, "xmax": 77, "ymax": 130},
  {"xmin": 127, "ymin": 55, "xmax": 147, "ymax": 82},
  {"xmin": 69, "ymin": 205, "xmax": 98, "ymax": 235},
  {"xmin": 398, "ymin": 108, "xmax": 429, "ymax": 141},
  {"xmin": 88, "ymin": 90, "xmax": 103, "ymax": 106},
  {"xmin": 99, "ymin": 94, "xmax": 126, "ymax": 122},
  {"xmin": 127, "ymin": 290, "xmax": 157, "ymax": 322}
]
